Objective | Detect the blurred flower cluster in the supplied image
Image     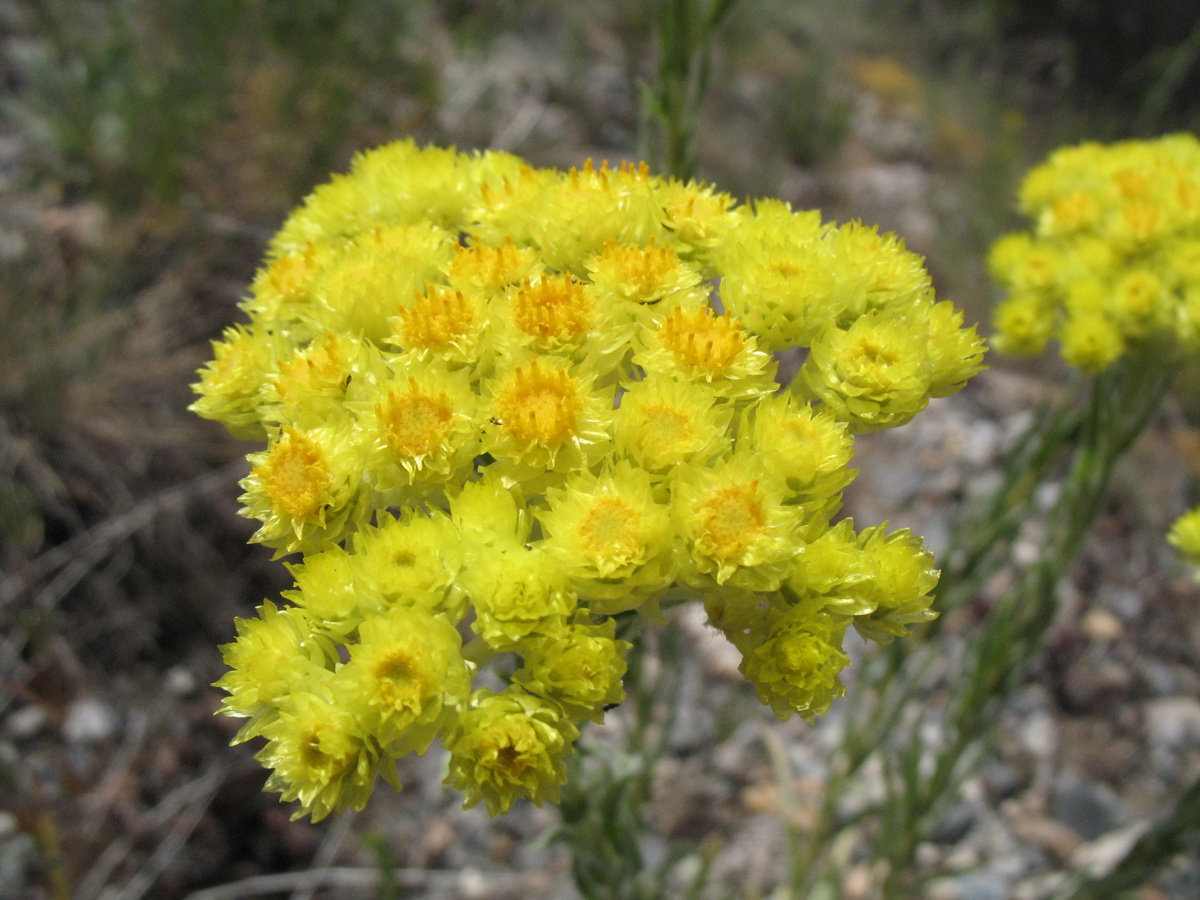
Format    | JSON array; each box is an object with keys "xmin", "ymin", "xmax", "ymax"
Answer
[
  {"xmin": 990, "ymin": 133, "xmax": 1200, "ymax": 373},
  {"xmin": 192, "ymin": 140, "xmax": 985, "ymax": 820},
  {"xmin": 1170, "ymin": 506, "xmax": 1200, "ymax": 572}
]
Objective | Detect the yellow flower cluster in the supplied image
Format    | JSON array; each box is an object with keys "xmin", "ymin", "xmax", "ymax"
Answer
[
  {"xmin": 990, "ymin": 133, "xmax": 1200, "ymax": 373},
  {"xmin": 1169, "ymin": 507, "xmax": 1200, "ymax": 572},
  {"xmin": 192, "ymin": 140, "xmax": 985, "ymax": 820}
]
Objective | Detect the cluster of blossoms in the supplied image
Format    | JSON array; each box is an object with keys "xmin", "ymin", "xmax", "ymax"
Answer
[
  {"xmin": 990, "ymin": 133, "xmax": 1200, "ymax": 374},
  {"xmin": 1169, "ymin": 507, "xmax": 1200, "ymax": 573},
  {"xmin": 192, "ymin": 140, "xmax": 985, "ymax": 820}
]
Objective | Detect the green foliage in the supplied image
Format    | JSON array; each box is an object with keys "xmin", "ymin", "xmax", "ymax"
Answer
[
  {"xmin": 638, "ymin": 0, "xmax": 742, "ymax": 179},
  {"xmin": 2, "ymin": 0, "xmax": 424, "ymax": 211},
  {"xmin": 3, "ymin": 0, "xmax": 242, "ymax": 208}
]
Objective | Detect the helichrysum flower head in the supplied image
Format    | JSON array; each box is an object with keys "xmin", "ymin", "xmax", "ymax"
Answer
[
  {"xmin": 462, "ymin": 544, "xmax": 575, "ymax": 650},
  {"xmin": 1169, "ymin": 506, "xmax": 1200, "ymax": 571},
  {"xmin": 850, "ymin": 524, "xmax": 940, "ymax": 644},
  {"xmin": 348, "ymin": 509, "xmax": 466, "ymax": 621},
  {"xmin": 256, "ymin": 685, "xmax": 379, "ymax": 822},
  {"xmin": 740, "ymin": 608, "xmax": 850, "ymax": 721},
  {"xmin": 195, "ymin": 141, "xmax": 981, "ymax": 820},
  {"xmin": 444, "ymin": 688, "xmax": 580, "ymax": 815},
  {"xmin": 513, "ymin": 620, "xmax": 632, "ymax": 723},
  {"xmin": 359, "ymin": 358, "xmax": 479, "ymax": 495},
  {"xmin": 672, "ymin": 454, "xmax": 802, "ymax": 591},
  {"xmin": 613, "ymin": 375, "xmax": 732, "ymax": 474},
  {"xmin": 740, "ymin": 394, "xmax": 856, "ymax": 504},
  {"xmin": 338, "ymin": 605, "xmax": 471, "ymax": 756},
  {"xmin": 802, "ymin": 307, "xmax": 933, "ymax": 431},
  {"xmin": 190, "ymin": 324, "xmax": 286, "ymax": 439},
  {"xmin": 215, "ymin": 602, "xmax": 333, "ymax": 734},
  {"xmin": 990, "ymin": 133, "xmax": 1200, "ymax": 371},
  {"xmin": 635, "ymin": 303, "xmax": 777, "ymax": 401},
  {"xmin": 537, "ymin": 461, "xmax": 678, "ymax": 612},
  {"xmin": 585, "ymin": 239, "xmax": 706, "ymax": 315},
  {"xmin": 259, "ymin": 332, "xmax": 380, "ymax": 430},
  {"xmin": 239, "ymin": 421, "xmax": 366, "ymax": 556}
]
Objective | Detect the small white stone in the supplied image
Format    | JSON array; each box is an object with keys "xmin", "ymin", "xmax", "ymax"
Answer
[
  {"xmin": 1145, "ymin": 696, "xmax": 1200, "ymax": 750},
  {"xmin": 165, "ymin": 666, "xmax": 197, "ymax": 696},
  {"xmin": 6, "ymin": 705, "xmax": 48, "ymax": 739},
  {"xmin": 62, "ymin": 698, "xmax": 117, "ymax": 743}
]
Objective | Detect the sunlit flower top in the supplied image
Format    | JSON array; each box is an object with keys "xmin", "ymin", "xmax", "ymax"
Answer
[
  {"xmin": 989, "ymin": 133, "xmax": 1200, "ymax": 373},
  {"xmin": 192, "ymin": 140, "xmax": 985, "ymax": 820},
  {"xmin": 1169, "ymin": 506, "xmax": 1200, "ymax": 573}
]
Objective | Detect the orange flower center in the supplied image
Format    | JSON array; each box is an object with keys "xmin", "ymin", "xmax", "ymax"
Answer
[
  {"xmin": 578, "ymin": 497, "xmax": 642, "ymax": 564},
  {"xmin": 658, "ymin": 307, "xmax": 746, "ymax": 374},
  {"xmin": 697, "ymin": 483, "xmax": 766, "ymax": 560},
  {"xmin": 398, "ymin": 287, "xmax": 479, "ymax": 349},
  {"xmin": 447, "ymin": 239, "xmax": 531, "ymax": 293},
  {"xmin": 257, "ymin": 430, "xmax": 333, "ymax": 520},
  {"xmin": 494, "ymin": 360, "xmax": 582, "ymax": 449},
  {"xmin": 511, "ymin": 275, "xmax": 593, "ymax": 344},
  {"xmin": 377, "ymin": 381, "xmax": 454, "ymax": 459}
]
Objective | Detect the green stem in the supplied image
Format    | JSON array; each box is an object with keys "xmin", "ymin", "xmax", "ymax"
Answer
[
  {"xmin": 876, "ymin": 358, "xmax": 1175, "ymax": 898},
  {"xmin": 640, "ymin": 0, "xmax": 741, "ymax": 179}
]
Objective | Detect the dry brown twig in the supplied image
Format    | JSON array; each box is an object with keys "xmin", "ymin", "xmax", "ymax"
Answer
[
  {"xmin": 76, "ymin": 765, "xmax": 227, "ymax": 900},
  {"xmin": 184, "ymin": 866, "xmax": 554, "ymax": 900}
]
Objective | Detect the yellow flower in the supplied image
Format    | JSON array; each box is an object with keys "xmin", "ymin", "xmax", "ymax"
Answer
[
  {"xmin": 926, "ymin": 300, "xmax": 987, "ymax": 398},
  {"xmin": 741, "ymin": 394, "xmax": 855, "ymax": 503},
  {"xmin": 672, "ymin": 455, "xmax": 801, "ymax": 591},
  {"xmin": 348, "ymin": 509, "xmax": 466, "ymax": 621},
  {"xmin": 654, "ymin": 176, "xmax": 739, "ymax": 259},
  {"xmin": 740, "ymin": 608, "xmax": 850, "ymax": 720},
  {"xmin": 585, "ymin": 240, "xmax": 706, "ymax": 314},
  {"xmin": 195, "ymin": 140, "xmax": 983, "ymax": 819},
  {"xmin": 360, "ymin": 358, "xmax": 478, "ymax": 494},
  {"xmin": 702, "ymin": 589, "xmax": 776, "ymax": 657},
  {"xmin": 387, "ymin": 284, "xmax": 491, "ymax": 372},
  {"xmin": 215, "ymin": 601, "xmax": 333, "ymax": 733},
  {"xmin": 284, "ymin": 546, "xmax": 370, "ymax": 634},
  {"xmin": 513, "ymin": 621, "xmax": 631, "ymax": 723},
  {"xmin": 463, "ymin": 544, "xmax": 575, "ymax": 650},
  {"xmin": 444, "ymin": 687, "xmax": 580, "ymax": 815},
  {"xmin": 1107, "ymin": 269, "xmax": 1170, "ymax": 339},
  {"xmin": 536, "ymin": 461, "xmax": 677, "ymax": 612},
  {"xmin": 529, "ymin": 160, "xmax": 668, "ymax": 271},
  {"xmin": 803, "ymin": 308, "xmax": 932, "ymax": 431},
  {"xmin": 717, "ymin": 202, "xmax": 840, "ymax": 350},
  {"xmin": 634, "ymin": 303, "xmax": 776, "ymax": 400},
  {"xmin": 990, "ymin": 291, "xmax": 1057, "ymax": 357},
  {"xmin": 492, "ymin": 274, "xmax": 632, "ymax": 372},
  {"xmin": 445, "ymin": 238, "xmax": 542, "ymax": 295},
  {"xmin": 257, "ymin": 684, "xmax": 378, "ymax": 822},
  {"xmin": 851, "ymin": 524, "xmax": 939, "ymax": 643},
  {"xmin": 613, "ymin": 375, "xmax": 732, "ymax": 475},
  {"xmin": 259, "ymin": 332, "xmax": 379, "ymax": 429},
  {"xmin": 786, "ymin": 518, "xmax": 877, "ymax": 616},
  {"xmin": 482, "ymin": 356, "xmax": 613, "ymax": 477},
  {"xmin": 828, "ymin": 221, "xmax": 932, "ymax": 314},
  {"xmin": 270, "ymin": 141, "xmax": 523, "ymax": 252},
  {"xmin": 244, "ymin": 241, "xmax": 333, "ymax": 326},
  {"xmin": 1169, "ymin": 506, "xmax": 1200, "ymax": 567},
  {"xmin": 338, "ymin": 605, "xmax": 471, "ymax": 755},
  {"xmin": 239, "ymin": 421, "xmax": 366, "ymax": 556},
  {"xmin": 308, "ymin": 223, "xmax": 456, "ymax": 342},
  {"xmin": 450, "ymin": 473, "xmax": 531, "ymax": 552},
  {"xmin": 1060, "ymin": 310, "xmax": 1124, "ymax": 374},
  {"xmin": 190, "ymin": 324, "xmax": 284, "ymax": 439},
  {"xmin": 991, "ymin": 134, "xmax": 1200, "ymax": 371}
]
